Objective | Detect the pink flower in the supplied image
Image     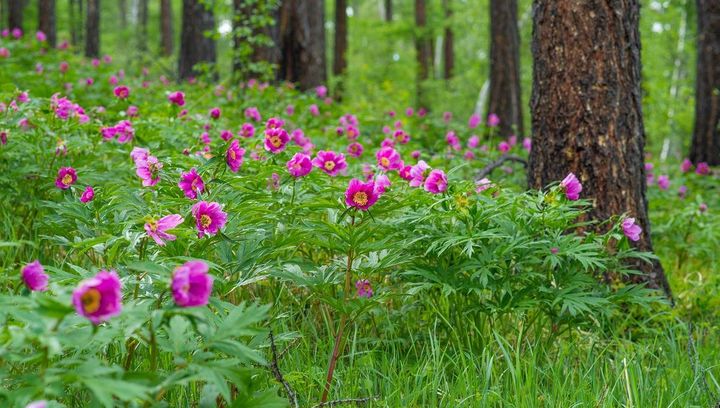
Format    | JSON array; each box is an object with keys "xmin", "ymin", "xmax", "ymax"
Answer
[
  {"xmin": 145, "ymin": 214, "xmax": 184, "ymax": 246},
  {"xmin": 468, "ymin": 113, "xmax": 481, "ymax": 129},
  {"xmin": 345, "ymin": 179, "xmax": 379, "ymax": 210},
  {"xmin": 443, "ymin": 111, "xmax": 452, "ymax": 123},
  {"xmin": 11, "ymin": 28, "xmax": 22, "ymax": 38},
  {"xmin": 264, "ymin": 128, "xmax": 290, "ymax": 153},
  {"xmin": 405, "ymin": 107, "xmax": 414, "ymax": 117},
  {"xmin": 411, "ymin": 150, "xmax": 421, "ymax": 159},
  {"xmin": 393, "ymin": 129, "xmax": 410, "ymax": 144},
  {"xmin": 168, "ymin": 91, "xmax": 185, "ymax": 106},
  {"xmin": 22, "ymin": 260, "xmax": 48, "ymax": 291},
  {"xmin": 113, "ymin": 86, "xmax": 130, "ymax": 99},
  {"xmin": 621, "ymin": 218, "xmax": 642, "ymax": 242},
  {"xmin": 1, "ymin": 130, "xmax": 8, "ymax": 145},
  {"xmin": 240, "ymin": 123, "xmax": 255, "ymax": 138},
  {"xmin": 522, "ymin": 137, "xmax": 532, "ymax": 152},
  {"xmin": 136, "ymin": 156, "xmax": 163, "ymax": 186},
  {"xmin": 508, "ymin": 135, "xmax": 517, "ymax": 146},
  {"xmin": 126, "ymin": 105, "xmax": 139, "ymax": 117},
  {"xmin": 446, "ymin": 131, "xmax": 460, "ymax": 148},
  {"xmin": 286, "ymin": 105, "xmax": 295, "ymax": 115},
  {"xmin": 699, "ymin": 203, "xmax": 708, "ymax": 213},
  {"xmin": 0, "ymin": 48, "xmax": 9, "ymax": 58},
  {"xmin": 476, "ymin": 178, "xmax": 494, "ymax": 193},
  {"xmin": 178, "ymin": 168, "xmax": 205, "ymax": 199},
  {"xmin": 409, "ymin": 160, "xmax": 430, "ymax": 187},
  {"xmin": 399, "ymin": 165, "xmax": 412, "ymax": 181},
  {"xmin": 226, "ymin": 140, "xmax": 246, "ymax": 172},
  {"xmin": 59, "ymin": 61, "xmax": 69, "ymax": 73},
  {"xmin": 657, "ymin": 175, "xmax": 670, "ymax": 190},
  {"xmin": 55, "ymin": 167, "xmax": 77, "ymax": 189},
  {"xmin": 381, "ymin": 138, "xmax": 396, "ymax": 148},
  {"xmin": 72, "ymin": 270, "xmax": 122, "ymax": 324},
  {"xmin": 464, "ymin": 151, "xmax": 474, "ymax": 161},
  {"xmin": 171, "ymin": 260, "xmax": 213, "ymax": 307},
  {"xmin": 356, "ymin": 279, "xmax": 373, "ymax": 298},
  {"xmin": 560, "ymin": 173, "xmax": 582, "ymax": 200},
  {"xmin": 680, "ymin": 159, "xmax": 693, "ymax": 173},
  {"xmin": 487, "ymin": 113, "xmax": 500, "ymax": 127},
  {"xmin": 209, "ymin": 107, "xmax": 221, "ymax": 119},
  {"xmin": 424, "ymin": 169, "xmax": 448, "ymax": 194},
  {"xmin": 678, "ymin": 185, "xmax": 688, "ymax": 199},
  {"xmin": 244, "ymin": 107, "xmax": 261, "ymax": 122},
  {"xmin": 316, "ymin": 85, "xmax": 328, "ymax": 98},
  {"xmin": 80, "ymin": 186, "xmax": 95, "ymax": 203},
  {"xmin": 376, "ymin": 147, "xmax": 403, "ymax": 171},
  {"xmin": 130, "ymin": 147, "xmax": 149, "ymax": 164},
  {"xmin": 468, "ymin": 135, "xmax": 480, "ymax": 149},
  {"xmin": 696, "ymin": 162, "xmax": 710, "ymax": 175},
  {"xmin": 36, "ymin": 31, "xmax": 47, "ymax": 42},
  {"xmin": 266, "ymin": 117, "xmax": 285, "ymax": 130},
  {"xmin": 309, "ymin": 104, "xmax": 320, "ymax": 116},
  {"xmin": 191, "ymin": 201, "xmax": 228, "ymax": 237},
  {"xmin": 312, "ymin": 151, "xmax": 347, "ymax": 176},
  {"xmin": 498, "ymin": 141, "xmax": 510, "ymax": 153},
  {"xmin": 287, "ymin": 153, "xmax": 313, "ymax": 178},
  {"xmin": 347, "ymin": 142, "xmax": 364, "ymax": 158},
  {"xmin": 374, "ymin": 174, "xmax": 391, "ymax": 195},
  {"xmin": 220, "ymin": 129, "xmax": 233, "ymax": 141}
]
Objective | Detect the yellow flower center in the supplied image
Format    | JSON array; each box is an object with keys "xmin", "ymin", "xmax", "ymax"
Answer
[
  {"xmin": 270, "ymin": 136, "xmax": 282, "ymax": 147},
  {"xmin": 191, "ymin": 177, "xmax": 201, "ymax": 191},
  {"xmin": 81, "ymin": 288, "xmax": 101, "ymax": 313},
  {"xmin": 353, "ymin": 191, "xmax": 368, "ymax": 206},
  {"xmin": 380, "ymin": 157, "xmax": 390, "ymax": 167},
  {"xmin": 324, "ymin": 161, "xmax": 336, "ymax": 171},
  {"xmin": 229, "ymin": 149, "xmax": 236, "ymax": 160},
  {"xmin": 61, "ymin": 174, "xmax": 73, "ymax": 185},
  {"xmin": 200, "ymin": 214, "xmax": 212, "ymax": 228}
]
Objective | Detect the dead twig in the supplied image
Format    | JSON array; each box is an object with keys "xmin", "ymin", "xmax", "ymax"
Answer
[
  {"xmin": 313, "ymin": 396, "xmax": 377, "ymax": 407},
  {"xmin": 268, "ymin": 330, "xmax": 299, "ymax": 408},
  {"xmin": 476, "ymin": 154, "xmax": 527, "ymax": 181}
]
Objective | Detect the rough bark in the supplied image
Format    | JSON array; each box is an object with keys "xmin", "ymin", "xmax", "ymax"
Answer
[
  {"xmin": 276, "ymin": 0, "xmax": 326, "ymax": 90},
  {"xmin": 384, "ymin": 0, "xmax": 392, "ymax": 22},
  {"xmin": 85, "ymin": 0, "xmax": 100, "ymax": 58},
  {"xmin": 38, "ymin": 0, "xmax": 56, "ymax": 47},
  {"xmin": 160, "ymin": 0, "xmax": 173, "ymax": 56},
  {"xmin": 528, "ymin": 0, "xmax": 671, "ymax": 298},
  {"xmin": 8, "ymin": 0, "xmax": 23, "ymax": 31},
  {"xmin": 442, "ymin": 0, "xmax": 453, "ymax": 80},
  {"xmin": 415, "ymin": 0, "xmax": 431, "ymax": 107},
  {"xmin": 689, "ymin": 0, "xmax": 720, "ymax": 165},
  {"xmin": 178, "ymin": 0, "xmax": 216, "ymax": 80},
  {"xmin": 333, "ymin": 0, "xmax": 348, "ymax": 77},
  {"xmin": 488, "ymin": 0, "xmax": 523, "ymax": 137}
]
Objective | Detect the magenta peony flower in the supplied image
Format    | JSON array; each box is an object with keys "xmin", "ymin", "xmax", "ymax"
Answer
[
  {"xmin": 374, "ymin": 174, "xmax": 391, "ymax": 195},
  {"xmin": 220, "ymin": 129, "xmax": 233, "ymax": 141},
  {"xmin": 130, "ymin": 147, "xmax": 149, "ymax": 164},
  {"xmin": 468, "ymin": 135, "xmax": 480, "ymax": 149},
  {"xmin": 376, "ymin": 147, "xmax": 403, "ymax": 171},
  {"xmin": 168, "ymin": 91, "xmax": 185, "ymax": 106},
  {"xmin": 72, "ymin": 270, "xmax": 122, "ymax": 324},
  {"xmin": 244, "ymin": 107, "xmax": 261, "ymax": 122},
  {"xmin": 309, "ymin": 104, "xmax": 320, "ymax": 116},
  {"xmin": 468, "ymin": 113, "xmax": 481, "ymax": 129},
  {"xmin": 399, "ymin": 165, "xmax": 412, "ymax": 181},
  {"xmin": 475, "ymin": 178, "xmax": 494, "ymax": 193},
  {"xmin": 345, "ymin": 179, "xmax": 379, "ymax": 210},
  {"xmin": 145, "ymin": 214, "xmax": 184, "ymax": 246},
  {"xmin": 171, "ymin": 260, "xmax": 213, "ymax": 307},
  {"xmin": 264, "ymin": 128, "xmax": 290, "ymax": 153},
  {"xmin": 393, "ymin": 129, "xmax": 410, "ymax": 144},
  {"xmin": 315, "ymin": 85, "xmax": 328, "ymax": 98},
  {"xmin": 424, "ymin": 169, "xmax": 448, "ymax": 194},
  {"xmin": 657, "ymin": 175, "xmax": 670, "ymax": 190},
  {"xmin": 560, "ymin": 173, "xmax": 582, "ymax": 200},
  {"xmin": 136, "ymin": 156, "xmax": 162, "ymax": 187},
  {"xmin": 356, "ymin": 279, "xmax": 373, "ymax": 298},
  {"xmin": 240, "ymin": 123, "xmax": 255, "ymax": 138},
  {"xmin": 226, "ymin": 140, "xmax": 246, "ymax": 172},
  {"xmin": 678, "ymin": 185, "xmax": 688, "ymax": 199},
  {"xmin": 621, "ymin": 218, "xmax": 642, "ymax": 242},
  {"xmin": 312, "ymin": 151, "xmax": 347, "ymax": 176},
  {"xmin": 55, "ymin": 167, "xmax": 77, "ymax": 189},
  {"xmin": 443, "ymin": 111, "xmax": 452, "ymax": 123},
  {"xmin": 347, "ymin": 142, "xmax": 364, "ymax": 158},
  {"xmin": 405, "ymin": 107, "xmax": 414, "ymax": 117},
  {"xmin": 409, "ymin": 160, "xmax": 431, "ymax": 187},
  {"xmin": 487, "ymin": 113, "xmax": 500, "ymax": 127},
  {"xmin": 696, "ymin": 162, "xmax": 710, "ymax": 175},
  {"xmin": 266, "ymin": 117, "xmax": 285, "ymax": 130},
  {"xmin": 113, "ymin": 86, "xmax": 130, "ymax": 99},
  {"xmin": 191, "ymin": 201, "xmax": 227, "ymax": 237},
  {"xmin": 11, "ymin": 27, "xmax": 22, "ymax": 38},
  {"xmin": 680, "ymin": 158, "xmax": 693, "ymax": 173},
  {"xmin": 126, "ymin": 105, "xmax": 139, "ymax": 117},
  {"xmin": 446, "ymin": 131, "xmax": 460, "ymax": 149},
  {"xmin": 287, "ymin": 153, "xmax": 312, "ymax": 178},
  {"xmin": 178, "ymin": 168, "xmax": 205, "ymax": 199},
  {"xmin": 286, "ymin": 105, "xmax": 295, "ymax": 115},
  {"xmin": 498, "ymin": 141, "xmax": 510, "ymax": 153},
  {"xmin": 209, "ymin": 107, "xmax": 221, "ymax": 119},
  {"xmin": 0, "ymin": 48, "xmax": 9, "ymax": 58},
  {"xmin": 522, "ymin": 137, "xmax": 532, "ymax": 152},
  {"xmin": 36, "ymin": 31, "xmax": 47, "ymax": 42},
  {"xmin": 80, "ymin": 186, "xmax": 95, "ymax": 203},
  {"xmin": 1, "ymin": 130, "xmax": 8, "ymax": 145},
  {"xmin": 22, "ymin": 260, "xmax": 48, "ymax": 291}
]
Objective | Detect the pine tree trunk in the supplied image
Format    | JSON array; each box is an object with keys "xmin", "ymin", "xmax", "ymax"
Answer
[
  {"xmin": 689, "ymin": 0, "xmax": 720, "ymax": 165},
  {"xmin": 384, "ymin": 0, "xmax": 392, "ymax": 22},
  {"xmin": 138, "ymin": 0, "xmax": 149, "ymax": 53},
  {"xmin": 528, "ymin": 0, "xmax": 671, "ymax": 298},
  {"xmin": 277, "ymin": 0, "xmax": 326, "ymax": 90},
  {"xmin": 38, "ymin": 0, "xmax": 56, "ymax": 47},
  {"xmin": 415, "ymin": 0, "xmax": 430, "ymax": 107},
  {"xmin": 160, "ymin": 0, "xmax": 173, "ymax": 56},
  {"xmin": 333, "ymin": 0, "xmax": 348, "ymax": 77},
  {"xmin": 488, "ymin": 0, "xmax": 523, "ymax": 137},
  {"xmin": 442, "ymin": 0, "xmax": 453, "ymax": 80},
  {"xmin": 8, "ymin": 0, "xmax": 23, "ymax": 31},
  {"xmin": 178, "ymin": 0, "xmax": 216, "ymax": 80},
  {"xmin": 85, "ymin": 0, "xmax": 100, "ymax": 57}
]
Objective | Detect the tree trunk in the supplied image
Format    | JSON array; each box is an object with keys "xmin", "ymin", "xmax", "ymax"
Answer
[
  {"xmin": 178, "ymin": 0, "xmax": 216, "ymax": 80},
  {"xmin": 528, "ymin": 1, "xmax": 671, "ymax": 298},
  {"xmin": 384, "ymin": 0, "xmax": 392, "ymax": 22},
  {"xmin": 160, "ymin": 0, "xmax": 173, "ymax": 56},
  {"xmin": 689, "ymin": 0, "xmax": 720, "ymax": 165},
  {"xmin": 488, "ymin": 0, "xmax": 523, "ymax": 137},
  {"xmin": 138, "ymin": 0, "xmax": 149, "ymax": 53},
  {"xmin": 277, "ymin": 0, "xmax": 326, "ymax": 90},
  {"xmin": 442, "ymin": 0, "xmax": 453, "ymax": 80},
  {"xmin": 119, "ymin": 0, "xmax": 127, "ymax": 28},
  {"xmin": 333, "ymin": 0, "xmax": 348, "ymax": 77},
  {"xmin": 38, "ymin": 0, "xmax": 56, "ymax": 47},
  {"xmin": 414, "ymin": 0, "xmax": 431, "ymax": 107},
  {"xmin": 85, "ymin": 0, "xmax": 100, "ymax": 57},
  {"xmin": 8, "ymin": 0, "xmax": 23, "ymax": 31}
]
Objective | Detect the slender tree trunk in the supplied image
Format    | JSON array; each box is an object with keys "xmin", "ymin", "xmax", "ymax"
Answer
[
  {"xmin": 488, "ymin": 0, "xmax": 523, "ymax": 137},
  {"xmin": 333, "ymin": 0, "xmax": 348, "ymax": 77},
  {"xmin": 442, "ymin": 0, "xmax": 453, "ymax": 80},
  {"xmin": 38, "ymin": 0, "xmax": 56, "ymax": 47},
  {"xmin": 138, "ymin": 0, "xmax": 149, "ymax": 53},
  {"xmin": 277, "ymin": 0, "xmax": 326, "ymax": 90},
  {"xmin": 415, "ymin": 0, "xmax": 431, "ymax": 107},
  {"xmin": 119, "ymin": 0, "xmax": 127, "ymax": 28},
  {"xmin": 160, "ymin": 0, "xmax": 173, "ymax": 56},
  {"xmin": 384, "ymin": 0, "xmax": 392, "ymax": 22},
  {"xmin": 178, "ymin": 0, "xmax": 216, "ymax": 80},
  {"xmin": 85, "ymin": 0, "xmax": 100, "ymax": 57},
  {"xmin": 689, "ymin": 0, "xmax": 720, "ymax": 165},
  {"xmin": 528, "ymin": 0, "xmax": 672, "ymax": 298},
  {"xmin": 69, "ymin": 0, "xmax": 77, "ymax": 45},
  {"xmin": 8, "ymin": 0, "xmax": 23, "ymax": 31}
]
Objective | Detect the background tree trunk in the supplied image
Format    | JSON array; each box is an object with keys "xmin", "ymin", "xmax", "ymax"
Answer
[
  {"xmin": 178, "ymin": 0, "xmax": 216, "ymax": 80},
  {"xmin": 277, "ymin": 0, "xmax": 326, "ymax": 91},
  {"xmin": 38, "ymin": 0, "xmax": 56, "ymax": 47},
  {"xmin": 384, "ymin": 0, "xmax": 392, "ymax": 22},
  {"xmin": 414, "ymin": 0, "xmax": 430, "ymax": 107},
  {"xmin": 528, "ymin": 0, "xmax": 671, "ymax": 298},
  {"xmin": 119, "ymin": 0, "xmax": 127, "ymax": 28},
  {"xmin": 137, "ymin": 0, "xmax": 149, "ymax": 53},
  {"xmin": 160, "ymin": 0, "xmax": 173, "ymax": 56},
  {"xmin": 442, "ymin": 0, "xmax": 453, "ymax": 80},
  {"xmin": 488, "ymin": 0, "xmax": 523, "ymax": 137},
  {"xmin": 333, "ymin": 0, "xmax": 348, "ymax": 79},
  {"xmin": 8, "ymin": 0, "xmax": 23, "ymax": 31},
  {"xmin": 689, "ymin": 0, "xmax": 720, "ymax": 165},
  {"xmin": 85, "ymin": 0, "xmax": 100, "ymax": 57}
]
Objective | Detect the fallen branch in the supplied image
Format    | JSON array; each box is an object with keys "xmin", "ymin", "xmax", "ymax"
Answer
[
  {"xmin": 313, "ymin": 396, "xmax": 378, "ymax": 407},
  {"xmin": 268, "ymin": 330, "xmax": 299, "ymax": 408},
  {"xmin": 476, "ymin": 154, "xmax": 528, "ymax": 181}
]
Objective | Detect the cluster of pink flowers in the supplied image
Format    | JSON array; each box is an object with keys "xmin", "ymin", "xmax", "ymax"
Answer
[
  {"xmin": 407, "ymin": 161, "xmax": 448, "ymax": 194},
  {"xmin": 101, "ymin": 120, "xmax": 135, "ymax": 143},
  {"xmin": 50, "ymin": 93, "xmax": 88, "ymax": 122}
]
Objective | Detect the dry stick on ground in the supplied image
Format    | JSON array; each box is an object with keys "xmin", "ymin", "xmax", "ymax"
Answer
[
  {"xmin": 312, "ymin": 396, "xmax": 378, "ymax": 407},
  {"xmin": 476, "ymin": 154, "xmax": 528, "ymax": 180},
  {"xmin": 268, "ymin": 330, "xmax": 299, "ymax": 408}
]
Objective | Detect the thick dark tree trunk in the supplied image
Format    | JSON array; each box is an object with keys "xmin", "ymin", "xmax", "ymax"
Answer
[
  {"xmin": 528, "ymin": 1, "xmax": 672, "ymax": 298},
  {"xmin": 138, "ymin": 0, "xmax": 149, "ymax": 53},
  {"xmin": 689, "ymin": 0, "xmax": 720, "ymax": 165},
  {"xmin": 8, "ymin": 0, "xmax": 23, "ymax": 31},
  {"xmin": 333, "ymin": 0, "xmax": 348, "ymax": 77},
  {"xmin": 234, "ymin": 0, "xmax": 281, "ymax": 74},
  {"xmin": 160, "ymin": 0, "xmax": 173, "ymax": 56},
  {"xmin": 488, "ymin": 0, "xmax": 523, "ymax": 137},
  {"xmin": 85, "ymin": 0, "xmax": 100, "ymax": 58},
  {"xmin": 69, "ymin": 0, "xmax": 81, "ymax": 46},
  {"xmin": 178, "ymin": 0, "xmax": 216, "ymax": 80},
  {"xmin": 276, "ymin": 0, "xmax": 326, "ymax": 90},
  {"xmin": 414, "ymin": 0, "xmax": 431, "ymax": 107},
  {"xmin": 38, "ymin": 0, "xmax": 56, "ymax": 47},
  {"xmin": 384, "ymin": 0, "xmax": 392, "ymax": 22},
  {"xmin": 442, "ymin": 0, "xmax": 453, "ymax": 80}
]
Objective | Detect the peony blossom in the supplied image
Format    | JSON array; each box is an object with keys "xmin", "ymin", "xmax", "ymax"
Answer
[
  {"xmin": 621, "ymin": 218, "xmax": 642, "ymax": 242},
  {"xmin": 72, "ymin": 270, "xmax": 122, "ymax": 324},
  {"xmin": 356, "ymin": 279, "xmax": 373, "ymax": 298},
  {"xmin": 424, "ymin": 169, "xmax": 448, "ymax": 194},
  {"xmin": 309, "ymin": 104, "xmax": 320, "ymax": 116},
  {"xmin": 287, "ymin": 153, "xmax": 313, "ymax": 178},
  {"xmin": 680, "ymin": 159, "xmax": 693, "ymax": 173},
  {"xmin": 209, "ymin": 107, "xmax": 221, "ymax": 119},
  {"xmin": 487, "ymin": 113, "xmax": 500, "ymax": 127},
  {"xmin": 560, "ymin": 173, "xmax": 582, "ymax": 200},
  {"xmin": 178, "ymin": 168, "xmax": 205, "ymax": 199},
  {"xmin": 168, "ymin": 91, "xmax": 185, "ymax": 106},
  {"xmin": 312, "ymin": 151, "xmax": 347, "ymax": 176},
  {"xmin": 475, "ymin": 178, "xmax": 494, "ymax": 193},
  {"xmin": 468, "ymin": 113, "xmax": 481, "ymax": 129},
  {"xmin": 657, "ymin": 175, "xmax": 670, "ymax": 190},
  {"xmin": 240, "ymin": 123, "xmax": 255, "ymax": 138},
  {"xmin": 191, "ymin": 201, "xmax": 227, "ymax": 238},
  {"xmin": 409, "ymin": 160, "xmax": 431, "ymax": 187},
  {"xmin": 376, "ymin": 147, "xmax": 403, "ymax": 171},
  {"xmin": 374, "ymin": 174, "xmax": 391, "ymax": 195},
  {"xmin": 113, "ymin": 86, "xmax": 130, "ymax": 99},
  {"xmin": 80, "ymin": 186, "xmax": 95, "ymax": 203},
  {"xmin": 522, "ymin": 137, "xmax": 532, "ymax": 152},
  {"xmin": 136, "ymin": 156, "xmax": 162, "ymax": 187},
  {"xmin": 145, "ymin": 214, "xmax": 184, "ymax": 246},
  {"xmin": 55, "ymin": 167, "xmax": 77, "ymax": 189},
  {"xmin": 244, "ymin": 107, "xmax": 261, "ymax": 122},
  {"xmin": 347, "ymin": 142, "xmax": 364, "ymax": 158},
  {"xmin": 345, "ymin": 179, "xmax": 379, "ymax": 211},
  {"xmin": 264, "ymin": 128, "xmax": 290, "ymax": 153},
  {"xmin": 22, "ymin": 260, "xmax": 48, "ymax": 291},
  {"xmin": 498, "ymin": 141, "xmax": 510, "ymax": 153},
  {"xmin": 696, "ymin": 162, "xmax": 710, "ymax": 175},
  {"xmin": 171, "ymin": 260, "xmax": 213, "ymax": 307},
  {"xmin": 226, "ymin": 139, "xmax": 246, "ymax": 172}
]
